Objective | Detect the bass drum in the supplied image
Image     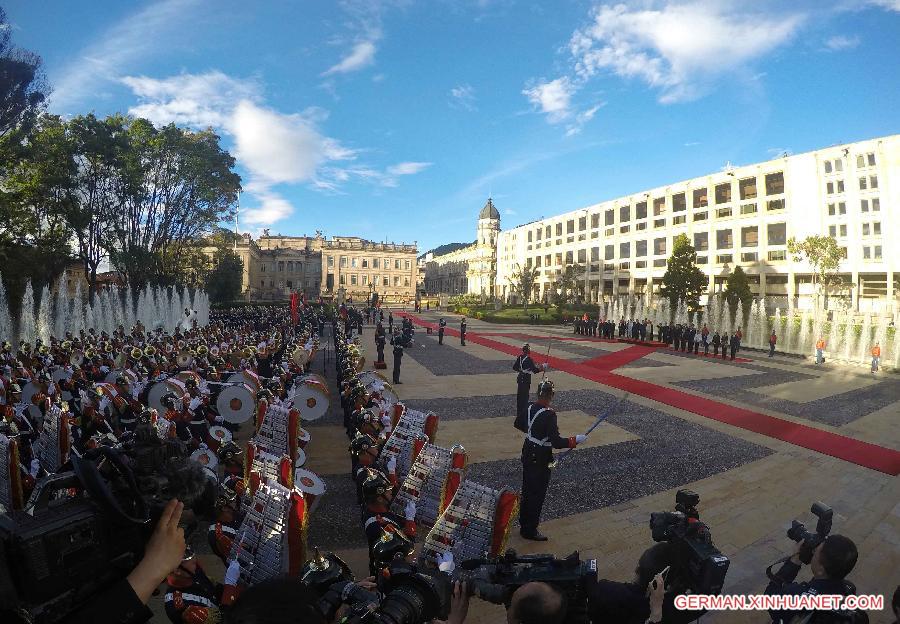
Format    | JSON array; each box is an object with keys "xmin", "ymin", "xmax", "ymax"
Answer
[
  {"xmin": 190, "ymin": 447, "xmax": 218, "ymax": 471},
  {"xmin": 51, "ymin": 368, "xmax": 73, "ymax": 401},
  {"xmin": 147, "ymin": 379, "xmax": 187, "ymax": 415},
  {"xmin": 216, "ymin": 382, "xmax": 256, "ymax": 424},
  {"xmin": 356, "ymin": 371, "xmax": 388, "ymax": 387},
  {"xmin": 287, "ymin": 381, "xmax": 329, "ymax": 422},
  {"xmin": 21, "ymin": 382, "xmax": 41, "ymax": 408},
  {"xmin": 294, "ymin": 468, "xmax": 326, "ymax": 513}
]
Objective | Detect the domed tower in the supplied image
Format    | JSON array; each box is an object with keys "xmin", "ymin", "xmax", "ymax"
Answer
[
  {"xmin": 472, "ymin": 198, "xmax": 500, "ymax": 297},
  {"xmin": 477, "ymin": 197, "xmax": 500, "ymax": 247}
]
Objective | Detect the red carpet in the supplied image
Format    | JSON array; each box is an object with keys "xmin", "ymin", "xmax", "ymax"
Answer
[{"xmin": 400, "ymin": 313, "xmax": 900, "ymax": 476}]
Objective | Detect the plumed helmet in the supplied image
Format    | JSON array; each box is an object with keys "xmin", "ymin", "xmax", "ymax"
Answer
[
  {"xmin": 371, "ymin": 522, "xmax": 415, "ymax": 569},
  {"xmin": 522, "ymin": 343, "xmax": 530, "ymax": 353},
  {"xmin": 360, "ymin": 467, "xmax": 392, "ymax": 503},
  {"xmin": 349, "ymin": 432, "xmax": 378, "ymax": 456},
  {"xmin": 537, "ymin": 379, "xmax": 555, "ymax": 397}
]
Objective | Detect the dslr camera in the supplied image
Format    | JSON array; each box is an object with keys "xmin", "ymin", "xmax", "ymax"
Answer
[
  {"xmin": 649, "ymin": 489, "xmax": 730, "ymax": 596},
  {"xmin": 302, "ymin": 551, "xmax": 450, "ymax": 624},
  {"xmin": 458, "ymin": 549, "xmax": 597, "ymax": 624},
  {"xmin": 786, "ymin": 501, "xmax": 832, "ymax": 564}
]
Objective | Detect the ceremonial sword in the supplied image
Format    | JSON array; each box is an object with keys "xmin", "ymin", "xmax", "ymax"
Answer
[{"xmin": 550, "ymin": 392, "xmax": 629, "ymax": 468}]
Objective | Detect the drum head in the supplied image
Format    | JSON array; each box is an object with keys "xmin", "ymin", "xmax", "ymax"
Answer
[
  {"xmin": 190, "ymin": 448, "xmax": 218, "ymax": 470},
  {"xmin": 209, "ymin": 425, "xmax": 232, "ymax": 445},
  {"xmin": 21, "ymin": 382, "xmax": 40, "ymax": 407},
  {"xmin": 104, "ymin": 369, "xmax": 122, "ymax": 384},
  {"xmin": 287, "ymin": 382, "xmax": 329, "ymax": 422},
  {"xmin": 216, "ymin": 383, "xmax": 255, "ymax": 424},
  {"xmin": 294, "ymin": 468, "xmax": 326, "ymax": 497},
  {"xmin": 241, "ymin": 370, "xmax": 261, "ymax": 391},
  {"xmin": 148, "ymin": 381, "xmax": 181, "ymax": 415},
  {"xmin": 294, "ymin": 447, "xmax": 307, "ymax": 468}
]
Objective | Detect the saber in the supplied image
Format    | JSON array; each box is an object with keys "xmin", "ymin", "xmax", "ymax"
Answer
[
  {"xmin": 540, "ymin": 338, "xmax": 553, "ymax": 381},
  {"xmin": 551, "ymin": 392, "xmax": 629, "ymax": 467}
]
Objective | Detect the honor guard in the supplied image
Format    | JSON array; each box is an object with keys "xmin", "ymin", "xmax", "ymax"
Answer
[
  {"xmin": 391, "ymin": 329, "xmax": 403, "ymax": 384},
  {"xmin": 517, "ymin": 380, "xmax": 585, "ymax": 541},
  {"xmin": 438, "ymin": 318, "xmax": 447, "ymax": 345},
  {"xmin": 512, "ymin": 344, "xmax": 545, "ymax": 424},
  {"xmin": 460, "ymin": 317, "xmax": 467, "ymax": 346},
  {"xmin": 375, "ymin": 322, "xmax": 386, "ymax": 363}
]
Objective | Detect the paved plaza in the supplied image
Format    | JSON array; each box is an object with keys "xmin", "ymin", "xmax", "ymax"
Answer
[{"xmin": 298, "ymin": 312, "xmax": 900, "ymax": 623}]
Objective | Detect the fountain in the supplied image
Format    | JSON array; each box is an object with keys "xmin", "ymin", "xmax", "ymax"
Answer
[
  {"xmin": 873, "ymin": 316, "xmax": 889, "ymax": 364},
  {"xmin": 797, "ymin": 308, "xmax": 812, "ymax": 357},
  {"xmin": 0, "ymin": 277, "xmax": 12, "ymax": 346},
  {"xmin": 19, "ymin": 280, "xmax": 36, "ymax": 346},
  {"xmin": 773, "ymin": 308, "xmax": 782, "ymax": 348},
  {"xmin": 37, "ymin": 284, "xmax": 52, "ymax": 344},
  {"xmin": 734, "ymin": 300, "xmax": 745, "ymax": 339},
  {"xmin": 857, "ymin": 314, "xmax": 872, "ymax": 366},
  {"xmin": 53, "ymin": 272, "xmax": 69, "ymax": 339}
]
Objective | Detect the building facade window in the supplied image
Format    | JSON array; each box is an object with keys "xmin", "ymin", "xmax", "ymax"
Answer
[
  {"xmin": 767, "ymin": 223, "xmax": 787, "ymax": 246},
  {"xmin": 694, "ymin": 232, "xmax": 708, "ymax": 251},
  {"xmin": 636, "ymin": 201, "xmax": 648, "ymax": 219},
  {"xmin": 716, "ymin": 229, "xmax": 733, "ymax": 249},
  {"xmin": 672, "ymin": 192, "xmax": 686, "ymax": 212},
  {"xmin": 765, "ymin": 172, "xmax": 784, "ymax": 195},
  {"xmin": 715, "ymin": 183, "xmax": 731, "ymax": 204},
  {"xmin": 739, "ymin": 177, "xmax": 757, "ymax": 200}
]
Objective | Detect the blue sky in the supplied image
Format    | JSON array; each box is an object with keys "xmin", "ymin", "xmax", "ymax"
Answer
[{"xmin": 5, "ymin": 0, "xmax": 900, "ymax": 252}]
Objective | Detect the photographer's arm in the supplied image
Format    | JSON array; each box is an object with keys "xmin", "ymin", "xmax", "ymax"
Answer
[{"xmin": 127, "ymin": 499, "xmax": 186, "ymax": 603}]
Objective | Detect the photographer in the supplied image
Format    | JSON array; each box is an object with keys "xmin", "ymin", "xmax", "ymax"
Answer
[
  {"xmin": 765, "ymin": 534, "xmax": 860, "ymax": 624},
  {"xmin": 63, "ymin": 498, "xmax": 186, "ymax": 624}
]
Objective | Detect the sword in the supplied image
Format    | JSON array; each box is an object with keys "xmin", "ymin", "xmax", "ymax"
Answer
[
  {"xmin": 550, "ymin": 392, "xmax": 629, "ymax": 467},
  {"xmin": 540, "ymin": 338, "xmax": 553, "ymax": 382}
]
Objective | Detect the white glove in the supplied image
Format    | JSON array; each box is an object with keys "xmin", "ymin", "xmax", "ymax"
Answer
[
  {"xmin": 98, "ymin": 396, "xmax": 110, "ymax": 412},
  {"xmin": 575, "ymin": 434, "xmax": 587, "ymax": 445},
  {"xmin": 214, "ymin": 414, "xmax": 224, "ymax": 424},
  {"xmin": 30, "ymin": 458, "xmax": 40, "ymax": 478},
  {"xmin": 189, "ymin": 396, "xmax": 202, "ymax": 412},
  {"xmin": 224, "ymin": 560, "xmax": 241, "ymax": 586},
  {"xmin": 387, "ymin": 456, "xmax": 397, "ymax": 473},
  {"xmin": 438, "ymin": 551, "xmax": 455, "ymax": 574},
  {"xmin": 131, "ymin": 387, "xmax": 140, "ymax": 400},
  {"xmin": 48, "ymin": 382, "xmax": 57, "ymax": 396},
  {"xmin": 542, "ymin": 363, "xmax": 548, "ymax": 371},
  {"xmin": 404, "ymin": 501, "xmax": 416, "ymax": 521}
]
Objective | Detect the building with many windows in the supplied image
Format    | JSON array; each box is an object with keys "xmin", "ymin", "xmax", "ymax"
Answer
[
  {"xmin": 222, "ymin": 233, "xmax": 418, "ymax": 303},
  {"xmin": 431, "ymin": 135, "xmax": 899, "ymax": 313}
]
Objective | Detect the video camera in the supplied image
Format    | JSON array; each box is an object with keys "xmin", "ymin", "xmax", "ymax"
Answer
[
  {"xmin": 458, "ymin": 549, "xmax": 597, "ymax": 624},
  {"xmin": 786, "ymin": 501, "xmax": 832, "ymax": 565},
  {"xmin": 0, "ymin": 415, "xmax": 215, "ymax": 623},
  {"xmin": 301, "ymin": 551, "xmax": 450, "ymax": 624},
  {"xmin": 649, "ymin": 489, "xmax": 730, "ymax": 596}
]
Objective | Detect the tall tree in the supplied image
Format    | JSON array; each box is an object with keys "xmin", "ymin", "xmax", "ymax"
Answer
[
  {"xmin": 111, "ymin": 119, "xmax": 241, "ymax": 287},
  {"xmin": 205, "ymin": 248, "xmax": 243, "ymax": 304},
  {"xmin": 787, "ymin": 235, "xmax": 843, "ymax": 306},
  {"xmin": 509, "ymin": 263, "xmax": 539, "ymax": 309},
  {"xmin": 660, "ymin": 233, "xmax": 707, "ymax": 312},
  {"xmin": 558, "ymin": 263, "xmax": 586, "ymax": 303},
  {"xmin": 0, "ymin": 7, "xmax": 49, "ymax": 139},
  {"xmin": 724, "ymin": 265, "xmax": 753, "ymax": 316}
]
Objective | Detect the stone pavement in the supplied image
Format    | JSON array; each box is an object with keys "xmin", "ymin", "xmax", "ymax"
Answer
[{"xmin": 303, "ymin": 311, "xmax": 900, "ymax": 624}]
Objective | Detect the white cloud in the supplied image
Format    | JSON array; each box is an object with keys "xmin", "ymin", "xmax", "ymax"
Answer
[
  {"xmin": 504, "ymin": 208, "xmax": 517, "ymax": 216},
  {"xmin": 684, "ymin": 141, "xmax": 701, "ymax": 147},
  {"xmin": 241, "ymin": 190, "xmax": 296, "ymax": 226},
  {"xmin": 825, "ymin": 34, "xmax": 860, "ymax": 50},
  {"xmin": 565, "ymin": 104, "xmax": 602, "ymax": 136},
  {"xmin": 48, "ymin": 0, "xmax": 201, "ymax": 112},
  {"xmin": 450, "ymin": 84, "xmax": 477, "ymax": 111},
  {"xmin": 387, "ymin": 162, "xmax": 432, "ymax": 176},
  {"xmin": 323, "ymin": 40, "xmax": 378, "ymax": 75},
  {"xmin": 522, "ymin": 77, "xmax": 575, "ymax": 123},
  {"xmin": 569, "ymin": 1, "xmax": 805, "ymax": 103},
  {"xmin": 868, "ymin": 0, "xmax": 900, "ymax": 10}
]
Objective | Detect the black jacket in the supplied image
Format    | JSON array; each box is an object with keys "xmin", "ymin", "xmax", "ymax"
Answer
[
  {"xmin": 521, "ymin": 401, "xmax": 572, "ymax": 466},
  {"xmin": 765, "ymin": 560, "xmax": 858, "ymax": 624},
  {"xmin": 62, "ymin": 579, "xmax": 153, "ymax": 624}
]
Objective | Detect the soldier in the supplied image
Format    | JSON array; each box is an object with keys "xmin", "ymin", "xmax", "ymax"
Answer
[
  {"xmin": 460, "ymin": 316, "xmax": 467, "ymax": 346},
  {"xmin": 438, "ymin": 317, "xmax": 447, "ymax": 345},
  {"xmin": 388, "ymin": 311, "xmax": 394, "ymax": 335},
  {"xmin": 517, "ymin": 380, "xmax": 585, "ymax": 541},
  {"xmin": 513, "ymin": 344, "xmax": 545, "ymax": 425},
  {"xmin": 391, "ymin": 329, "xmax": 404, "ymax": 384},
  {"xmin": 375, "ymin": 322, "xmax": 386, "ymax": 364},
  {"xmin": 712, "ymin": 331, "xmax": 721, "ymax": 357}
]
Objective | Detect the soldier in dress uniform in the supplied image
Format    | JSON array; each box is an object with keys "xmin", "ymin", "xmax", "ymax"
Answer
[
  {"xmin": 391, "ymin": 328, "xmax": 403, "ymax": 384},
  {"xmin": 513, "ymin": 344, "xmax": 545, "ymax": 424},
  {"xmin": 460, "ymin": 317, "xmax": 467, "ymax": 346},
  {"xmin": 375, "ymin": 322, "xmax": 386, "ymax": 364},
  {"xmin": 517, "ymin": 380, "xmax": 585, "ymax": 541},
  {"xmin": 438, "ymin": 318, "xmax": 447, "ymax": 345}
]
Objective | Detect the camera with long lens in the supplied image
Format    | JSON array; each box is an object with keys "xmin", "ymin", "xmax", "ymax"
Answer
[
  {"xmin": 0, "ymin": 413, "xmax": 215, "ymax": 623},
  {"xmin": 649, "ymin": 489, "xmax": 730, "ymax": 596},
  {"xmin": 458, "ymin": 549, "xmax": 597, "ymax": 624},
  {"xmin": 786, "ymin": 501, "xmax": 832, "ymax": 564},
  {"xmin": 302, "ymin": 553, "xmax": 450, "ymax": 624}
]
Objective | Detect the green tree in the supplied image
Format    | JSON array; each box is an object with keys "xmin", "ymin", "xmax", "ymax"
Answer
[
  {"xmin": 509, "ymin": 263, "xmax": 539, "ymax": 309},
  {"xmin": 0, "ymin": 7, "xmax": 48, "ymax": 139},
  {"xmin": 787, "ymin": 235, "xmax": 843, "ymax": 306},
  {"xmin": 558, "ymin": 263, "xmax": 586, "ymax": 303},
  {"xmin": 660, "ymin": 234, "xmax": 707, "ymax": 312},
  {"xmin": 205, "ymin": 248, "xmax": 243, "ymax": 304},
  {"xmin": 724, "ymin": 265, "xmax": 753, "ymax": 316}
]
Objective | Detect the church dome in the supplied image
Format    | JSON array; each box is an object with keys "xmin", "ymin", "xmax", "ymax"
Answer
[{"xmin": 479, "ymin": 197, "xmax": 500, "ymax": 220}]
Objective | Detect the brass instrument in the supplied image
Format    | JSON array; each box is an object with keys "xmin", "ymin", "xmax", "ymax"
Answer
[
  {"xmin": 131, "ymin": 347, "xmax": 143, "ymax": 359},
  {"xmin": 144, "ymin": 345, "xmax": 157, "ymax": 357},
  {"xmin": 61, "ymin": 340, "xmax": 72, "ymax": 352},
  {"xmin": 176, "ymin": 350, "xmax": 194, "ymax": 368},
  {"xmin": 197, "ymin": 344, "xmax": 208, "ymax": 357},
  {"xmin": 70, "ymin": 351, "xmax": 84, "ymax": 367}
]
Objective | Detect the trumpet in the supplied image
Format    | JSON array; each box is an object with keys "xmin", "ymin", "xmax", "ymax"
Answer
[
  {"xmin": 61, "ymin": 340, "xmax": 72, "ymax": 352},
  {"xmin": 131, "ymin": 347, "xmax": 143, "ymax": 359},
  {"xmin": 197, "ymin": 344, "xmax": 208, "ymax": 357},
  {"xmin": 144, "ymin": 345, "xmax": 157, "ymax": 357}
]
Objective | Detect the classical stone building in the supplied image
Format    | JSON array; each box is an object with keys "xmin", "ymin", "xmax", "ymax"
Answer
[
  {"xmin": 219, "ymin": 233, "xmax": 418, "ymax": 303},
  {"xmin": 422, "ymin": 199, "xmax": 499, "ymax": 296}
]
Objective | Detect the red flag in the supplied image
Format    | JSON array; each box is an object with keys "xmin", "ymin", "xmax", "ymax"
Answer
[{"xmin": 290, "ymin": 292, "xmax": 299, "ymax": 324}]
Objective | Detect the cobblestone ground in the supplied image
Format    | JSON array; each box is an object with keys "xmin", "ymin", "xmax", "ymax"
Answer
[{"xmin": 298, "ymin": 311, "xmax": 899, "ymax": 624}]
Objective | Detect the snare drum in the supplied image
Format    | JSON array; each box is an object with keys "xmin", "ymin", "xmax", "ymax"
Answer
[
  {"xmin": 207, "ymin": 425, "xmax": 232, "ymax": 451},
  {"xmin": 191, "ymin": 447, "xmax": 218, "ymax": 470},
  {"xmin": 294, "ymin": 447, "xmax": 307, "ymax": 468},
  {"xmin": 293, "ymin": 468, "xmax": 326, "ymax": 513},
  {"xmin": 297, "ymin": 427, "xmax": 311, "ymax": 449}
]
